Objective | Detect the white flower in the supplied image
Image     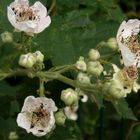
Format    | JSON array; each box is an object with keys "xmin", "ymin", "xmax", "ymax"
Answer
[
  {"xmin": 17, "ymin": 96, "xmax": 57, "ymax": 137},
  {"xmin": 64, "ymin": 106, "xmax": 78, "ymax": 121},
  {"xmin": 116, "ymin": 19, "xmax": 140, "ymax": 67},
  {"xmin": 7, "ymin": 0, "xmax": 51, "ymax": 34}
]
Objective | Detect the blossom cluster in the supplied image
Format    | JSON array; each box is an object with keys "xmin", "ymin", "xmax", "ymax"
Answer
[{"xmin": 5, "ymin": 0, "xmax": 140, "ymax": 138}]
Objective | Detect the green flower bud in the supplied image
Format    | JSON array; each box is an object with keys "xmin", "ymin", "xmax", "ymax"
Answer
[
  {"xmin": 77, "ymin": 72, "xmax": 90, "ymax": 84},
  {"xmin": 55, "ymin": 110, "xmax": 66, "ymax": 126},
  {"xmin": 8, "ymin": 131, "xmax": 18, "ymax": 140},
  {"xmin": 108, "ymin": 80, "xmax": 126, "ymax": 99},
  {"xmin": 1, "ymin": 31, "xmax": 13, "ymax": 43},
  {"xmin": 19, "ymin": 53, "xmax": 36, "ymax": 68},
  {"xmin": 88, "ymin": 49, "xmax": 100, "ymax": 61},
  {"xmin": 75, "ymin": 56, "xmax": 86, "ymax": 71},
  {"xmin": 107, "ymin": 38, "xmax": 118, "ymax": 50},
  {"xmin": 33, "ymin": 51, "xmax": 44, "ymax": 62},
  {"xmin": 87, "ymin": 61, "xmax": 103, "ymax": 76},
  {"xmin": 61, "ymin": 88, "xmax": 78, "ymax": 106}
]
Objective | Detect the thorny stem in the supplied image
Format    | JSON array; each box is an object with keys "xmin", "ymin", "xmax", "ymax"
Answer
[{"xmin": 48, "ymin": 0, "xmax": 56, "ymax": 15}]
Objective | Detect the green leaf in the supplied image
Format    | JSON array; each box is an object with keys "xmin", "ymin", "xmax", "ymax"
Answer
[
  {"xmin": 0, "ymin": 81, "xmax": 19, "ymax": 96},
  {"xmin": 50, "ymin": 121, "xmax": 83, "ymax": 140},
  {"xmin": 0, "ymin": 43, "xmax": 20, "ymax": 69},
  {"xmin": 91, "ymin": 92, "xmax": 104, "ymax": 109},
  {"xmin": 112, "ymin": 99, "xmax": 137, "ymax": 120}
]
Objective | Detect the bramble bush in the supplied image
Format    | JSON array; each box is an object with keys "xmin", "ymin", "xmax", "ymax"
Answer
[{"xmin": 0, "ymin": 0, "xmax": 140, "ymax": 140}]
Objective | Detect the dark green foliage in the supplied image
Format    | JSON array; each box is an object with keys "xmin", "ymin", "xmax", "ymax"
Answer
[{"xmin": 0, "ymin": 0, "xmax": 140, "ymax": 140}]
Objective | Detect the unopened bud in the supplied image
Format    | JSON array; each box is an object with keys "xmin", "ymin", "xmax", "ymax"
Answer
[
  {"xmin": 107, "ymin": 38, "xmax": 118, "ymax": 50},
  {"xmin": 33, "ymin": 51, "xmax": 44, "ymax": 62},
  {"xmin": 88, "ymin": 49, "xmax": 100, "ymax": 61},
  {"xmin": 75, "ymin": 56, "xmax": 86, "ymax": 71},
  {"xmin": 55, "ymin": 110, "xmax": 66, "ymax": 126},
  {"xmin": 77, "ymin": 72, "xmax": 90, "ymax": 84},
  {"xmin": 87, "ymin": 61, "xmax": 103, "ymax": 76},
  {"xmin": 19, "ymin": 53, "xmax": 36, "ymax": 68},
  {"xmin": 108, "ymin": 80, "xmax": 126, "ymax": 99},
  {"xmin": 61, "ymin": 88, "xmax": 78, "ymax": 106},
  {"xmin": 1, "ymin": 31, "xmax": 13, "ymax": 43},
  {"xmin": 8, "ymin": 131, "xmax": 18, "ymax": 140}
]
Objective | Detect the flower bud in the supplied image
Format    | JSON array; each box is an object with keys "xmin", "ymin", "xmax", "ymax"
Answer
[
  {"xmin": 8, "ymin": 131, "xmax": 18, "ymax": 140},
  {"xmin": 55, "ymin": 110, "xmax": 66, "ymax": 126},
  {"xmin": 88, "ymin": 49, "xmax": 100, "ymax": 61},
  {"xmin": 87, "ymin": 61, "xmax": 103, "ymax": 76},
  {"xmin": 107, "ymin": 38, "xmax": 118, "ymax": 50},
  {"xmin": 108, "ymin": 80, "xmax": 126, "ymax": 99},
  {"xmin": 19, "ymin": 53, "xmax": 36, "ymax": 68},
  {"xmin": 33, "ymin": 51, "xmax": 44, "ymax": 62},
  {"xmin": 77, "ymin": 72, "xmax": 90, "ymax": 84},
  {"xmin": 61, "ymin": 88, "xmax": 78, "ymax": 106},
  {"xmin": 75, "ymin": 56, "xmax": 86, "ymax": 71},
  {"xmin": 1, "ymin": 31, "xmax": 13, "ymax": 43}
]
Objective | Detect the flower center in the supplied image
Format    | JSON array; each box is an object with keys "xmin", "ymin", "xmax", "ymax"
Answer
[
  {"xmin": 30, "ymin": 103, "xmax": 50, "ymax": 130},
  {"xmin": 12, "ymin": 5, "xmax": 40, "ymax": 22},
  {"xmin": 123, "ymin": 66, "xmax": 138, "ymax": 80}
]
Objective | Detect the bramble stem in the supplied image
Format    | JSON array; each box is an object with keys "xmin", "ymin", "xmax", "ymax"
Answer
[{"xmin": 0, "ymin": 68, "xmax": 99, "ymax": 93}]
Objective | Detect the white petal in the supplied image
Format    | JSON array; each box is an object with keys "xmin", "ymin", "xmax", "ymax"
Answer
[
  {"xmin": 21, "ymin": 96, "xmax": 37, "ymax": 112},
  {"xmin": 112, "ymin": 64, "xmax": 120, "ymax": 73},
  {"xmin": 15, "ymin": 0, "xmax": 29, "ymax": 5},
  {"xmin": 64, "ymin": 106, "xmax": 78, "ymax": 121},
  {"xmin": 31, "ymin": 1, "xmax": 47, "ymax": 18},
  {"xmin": 117, "ymin": 19, "xmax": 140, "ymax": 40},
  {"xmin": 17, "ymin": 112, "xmax": 31, "ymax": 133},
  {"xmin": 7, "ymin": 7, "xmax": 17, "ymax": 29},
  {"xmin": 119, "ymin": 45, "xmax": 136, "ymax": 66},
  {"xmin": 133, "ymin": 82, "xmax": 140, "ymax": 93},
  {"xmin": 36, "ymin": 97, "xmax": 57, "ymax": 112},
  {"xmin": 34, "ymin": 16, "xmax": 51, "ymax": 33}
]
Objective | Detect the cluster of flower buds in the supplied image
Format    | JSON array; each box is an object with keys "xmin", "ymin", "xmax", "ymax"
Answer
[
  {"xmin": 75, "ymin": 49, "xmax": 103, "ymax": 85},
  {"xmin": 60, "ymin": 87, "xmax": 88, "ymax": 121},
  {"xmin": 19, "ymin": 51, "xmax": 44, "ymax": 69}
]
